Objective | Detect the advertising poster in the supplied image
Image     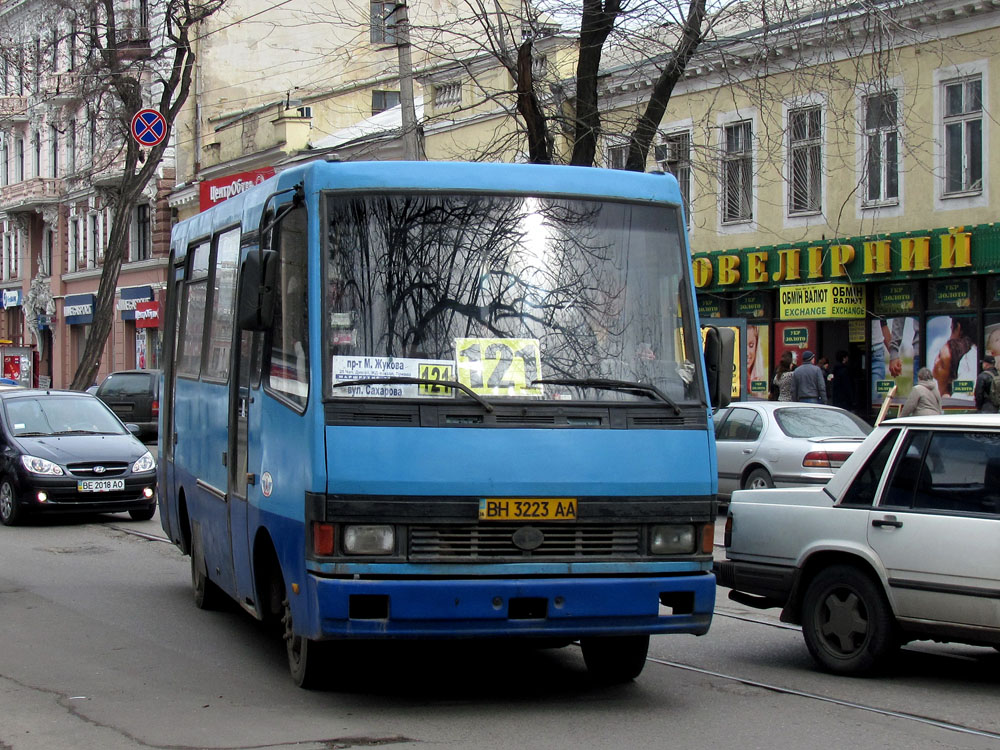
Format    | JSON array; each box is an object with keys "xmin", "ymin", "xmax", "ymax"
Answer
[
  {"xmin": 870, "ymin": 316, "xmax": 919, "ymax": 405},
  {"xmin": 774, "ymin": 321, "xmax": 816, "ymax": 370},
  {"xmin": 745, "ymin": 324, "xmax": 770, "ymax": 400},
  {"xmin": 985, "ymin": 314, "xmax": 1000, "ymax": 361},
  {"xmin": 927, "ymin": 315, "xmax": 977, "ymax": 406}
]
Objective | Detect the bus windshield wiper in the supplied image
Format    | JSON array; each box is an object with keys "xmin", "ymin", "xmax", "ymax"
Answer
[
  {"xmin": 333, "ymin": 377, "xmax": 494, "ymax": 413},
  {"xmin": 531, "ymin": 377, "xmax": 681, "ymax": 415}
]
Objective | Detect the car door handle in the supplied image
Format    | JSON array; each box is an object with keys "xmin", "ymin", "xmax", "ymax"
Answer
[
  {"xmin": 872, "ymin": 517, "xmax": 903, "ymax": 529},
  {"xmin": 742, "ymin": 449, "xmax": 753, "ymax": 454}
]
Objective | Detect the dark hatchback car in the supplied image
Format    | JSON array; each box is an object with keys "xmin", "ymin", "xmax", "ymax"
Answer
[
  {"xmin": 95, "ymin": 369, "xmax": 161, "ymax": 443},
  {"xmin": 0, "ymin": 390, "xmax": 157, "ymax": 525}
]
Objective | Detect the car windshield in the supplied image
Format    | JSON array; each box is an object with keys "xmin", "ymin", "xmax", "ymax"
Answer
[
  {"xmin": 323, "ymin": 191, "xmax": 700, "ymax": 404},
  {"xmin": 4, "ymin": 396, "xmax": 127, "ymax": 437},
  {"xmin": 774, "ymin": 407, "xmax": 872, "ymax": 439}
]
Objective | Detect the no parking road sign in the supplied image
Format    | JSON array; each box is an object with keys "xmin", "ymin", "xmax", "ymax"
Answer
[{"xmin": 131, "ymin": 109, "xmax": 167, "ymax": 147}]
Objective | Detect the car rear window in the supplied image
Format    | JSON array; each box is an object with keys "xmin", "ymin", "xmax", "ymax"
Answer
[
  {"xmin": 773, "ymin": 407, "xmax": 872, "ymax": 439},
  {"xmin": 98, "ymin": 373, "xmax": 153, "ymax": 398}
]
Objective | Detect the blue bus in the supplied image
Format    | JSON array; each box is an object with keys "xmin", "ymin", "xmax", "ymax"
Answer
[{"xmin": 159, "ymin": 159, "xmax": 732, "ymax": 687}]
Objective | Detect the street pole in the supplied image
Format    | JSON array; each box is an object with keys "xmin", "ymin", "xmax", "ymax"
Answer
[{"xmin": 394, "ymin": 3, "xmax": 422, "ymax": 161}]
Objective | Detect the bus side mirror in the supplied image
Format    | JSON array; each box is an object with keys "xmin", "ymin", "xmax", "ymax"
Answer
[
  {"xmin": 238, "ymin": 250, "xmax": 279, "ymax": 331},
  {"xmin": 703, "ymin": 325, "xmax": 734, "ymax": 410}
]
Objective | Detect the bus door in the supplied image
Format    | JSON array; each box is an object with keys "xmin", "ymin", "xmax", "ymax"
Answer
[
  {"xmin": 160, "ymin": 262, "xmax": 184, "ymax": 543},
  {"xmin": 227, "ymin": 313, "xmax": 260, "ymax": 609}
]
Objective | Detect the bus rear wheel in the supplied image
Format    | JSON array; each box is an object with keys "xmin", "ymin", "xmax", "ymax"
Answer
[
  {"xmin": 581, "ymin": 634, "xmax": 649, "ymax": 684},
  {"xmin": 283, "ymin": 598, "xmax": 329, "ymax": 689}
]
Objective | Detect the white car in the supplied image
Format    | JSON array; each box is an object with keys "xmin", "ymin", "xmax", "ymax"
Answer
[{"xmin": 716, "ymin": 414, "xmax": 1000, "ymax": 674}]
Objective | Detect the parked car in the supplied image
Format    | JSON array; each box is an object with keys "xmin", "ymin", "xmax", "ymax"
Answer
[
  {"xmin": 94, "ymin": 369, "xmax": 161, "ymax": 443},
  {"xmin": 716, "ymin": 414, "xmax": 1000, "ymax": 674},
  {"xmin": 0, "ymin": 389, "xmax": 157, "ymax": 525},
  {"xmin": 713, "ymin": 402, "xmax": 872, "ymax": 501}
]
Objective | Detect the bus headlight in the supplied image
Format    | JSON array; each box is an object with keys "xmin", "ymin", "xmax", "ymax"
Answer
[
  {"xmin": 343, "ymin": 525, "xmax": 395, "ymax": 555},
  {"xmin": 650, "ymin": 525, "xmax": 696, "ymax": 554}
]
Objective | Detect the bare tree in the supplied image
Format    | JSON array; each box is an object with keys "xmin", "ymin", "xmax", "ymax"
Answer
[{"xmin": 64, "ymin": 0, "xmax": 225, "ymax": 390}]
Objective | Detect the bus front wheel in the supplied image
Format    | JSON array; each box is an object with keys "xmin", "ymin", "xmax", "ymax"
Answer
[
  {"xmin": 581, "ymin": 634, "xmax": 649, "ymax": 684},
  {"xmin": 283, "ymin": 598, "xmax": 329, "ymax": 689},
  {"xmin": 191, "ymin": 532, "xmax": 224, "ymax": 610}
]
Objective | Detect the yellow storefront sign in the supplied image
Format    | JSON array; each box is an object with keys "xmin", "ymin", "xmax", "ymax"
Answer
[{"xmin": 779, "ymin": 283, "xmax": 866, "ymax": 321}]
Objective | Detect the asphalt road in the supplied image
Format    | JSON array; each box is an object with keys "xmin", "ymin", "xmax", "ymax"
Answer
[{"xmin": 0, "ymin": 510, "xmax": 997, "ymax": 750}]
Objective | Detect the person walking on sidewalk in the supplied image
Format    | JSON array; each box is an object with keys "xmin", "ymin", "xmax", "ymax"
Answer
[
  {"xmin": 974, "ymin": 354, "xmax": 999, "ymax": 414},
  {"xmin": 900, "ymin": 367, "xmax": 943, "ymax": 416},
  {"xmin": 792, "ymin": 351, "xmax": 827, "ymax": 404}
]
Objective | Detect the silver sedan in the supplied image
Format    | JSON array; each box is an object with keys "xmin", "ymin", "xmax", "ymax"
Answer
[{"xmin": 713, "ymin": 402, "xmax": 872, "ymax": 500}]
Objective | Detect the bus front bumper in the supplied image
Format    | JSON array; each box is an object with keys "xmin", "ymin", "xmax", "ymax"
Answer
[{"xmin": 306, "ymin": 573, "xmax": 716, "ymax": 639}]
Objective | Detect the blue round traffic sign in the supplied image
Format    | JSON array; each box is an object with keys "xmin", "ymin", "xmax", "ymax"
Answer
[{"xmin": 131, "ymin": 108, "xmax": 167, "ymax": 147}]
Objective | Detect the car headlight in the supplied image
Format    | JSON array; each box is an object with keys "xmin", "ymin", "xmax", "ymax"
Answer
[
  {"xmin": 21, "ymin": 455, "xmax": 64, "ymax": 476},
  {"xmin": 132, "ymin": 451, "xmax": 156, "ymax": 473},
  {"xmin": 649, "ymin": 524, "xmax": 696, "ymax": 554},
  {"xmin": 343, "ymin": 525, "xmax": 395, "ymax": 555}
]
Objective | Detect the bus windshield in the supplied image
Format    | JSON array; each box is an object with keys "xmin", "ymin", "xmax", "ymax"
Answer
[{"xmin": 325, "ymin": 191, "xmax": 700, "ymax": 404}]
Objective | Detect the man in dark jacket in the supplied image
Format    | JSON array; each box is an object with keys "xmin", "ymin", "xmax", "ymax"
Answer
[
  {"xmin": 974, "ymin": 354, "xmax": 998, "ymax": 414},
  {"xmin": 792, "ymin": 350, "xmax": 827, "ymax": 404},
  {"xmin": 831, "ymin": 350, "xmax": 853, "ymax": 410}
]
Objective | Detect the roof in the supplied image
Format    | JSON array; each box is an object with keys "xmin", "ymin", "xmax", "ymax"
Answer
[
  {"xmin": 311, "ymin": 98, "xmax": 425, "ymax": 151},
  {"xmin": 882, "ymin": 414, "xmax": 1000, "ymax": 427}
]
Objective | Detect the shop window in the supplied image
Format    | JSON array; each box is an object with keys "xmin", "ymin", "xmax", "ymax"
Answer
[
  {"xmin": 864, "ymin": 92, "xmax": 899, "ymax": 205},
  {"xmin": 655, "ymin": 132, "xmax": 691, "ymax": 223},
  {"xmin": 788, "ymin": 105, "xmax": 822, "ymax": 214},
  {"xmin": 943, "ymin": 76, "xmax": 982, "ymax": 195},
  {"xmin": 722, "ymin": 120, "xmax": 752, "ymax": 223},
  {"xmin": 372, "ymin": 90, "xmax": 400, "ymax": 115}
]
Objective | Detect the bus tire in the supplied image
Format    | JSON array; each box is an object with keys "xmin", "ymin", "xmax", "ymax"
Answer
[
  {"xmin": 191, "ymin": 532, "xmax": 224, "ymax": 610},
  {"xmin": 581, "ymin": 634, "xmax": 649, "ymax": 684},
  {"xmin": 283, "ymin": 598, "xmax": 329, "ymax": 689}
]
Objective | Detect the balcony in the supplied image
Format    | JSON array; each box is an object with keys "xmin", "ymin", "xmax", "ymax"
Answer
[
  {"xmin": 40, "ymin": 70, "xmax": 82, "ymax": 105},
  {"xmin": 0, "ymin": 96, "xmax": 29, "ymax": 124},
  {"xmin": 0, "ymin": 178, "xmax": 65, "ymax": 213}
]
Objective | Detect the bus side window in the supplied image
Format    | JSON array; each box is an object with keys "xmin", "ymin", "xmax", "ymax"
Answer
[{"xmin": 266, "ymin": 206, "xmax": 309, "ymax": 408}]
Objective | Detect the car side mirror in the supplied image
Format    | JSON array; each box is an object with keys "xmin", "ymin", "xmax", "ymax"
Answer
[
  {"xmin": 238, "ymin": 250, "xmax": 278, "ymax": 331},
  {"xmin": 125, "ymin": 423, "xmax": 141, "ymax": 436},
  {"xmin": 703, "ymin": 325, "xmax": 735, "ymax": 410}
]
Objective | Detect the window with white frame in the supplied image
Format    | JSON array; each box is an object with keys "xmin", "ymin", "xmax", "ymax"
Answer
[
  {"xmin": 788, "ymin": 106, "xmax": 822, "ymax": 214},
  {"xmin": 3, "ymin": 230, "xmax": 19, "ymax": 280},
  {"xmin": 15, "ymin": 138, "xmax": 24, "ymax": 182},
  {"xmin": 71, "ymin": 216, "xmax": 85, "ymax": 270},
  {"xmin": 134, "ymin": 203, "xmax": 150, "ymax": 261},
  {"xmin": 943, "ymin": 76, "xmax": 983, "ymax": 195},
  {"xmin": 655, "ymin": 131, "xmax": 692, "ymax": 221},
  {"xmin": 371, "ymin": 90, "xmax": 400, "ymax": 115},
  {"xmin": 42, "ymin": 228, "xmax": 52, "ymax": 276},
  {"xmin": 66, "ymin": 120, "xmax": 76, "ymax": 174},
  {"xmin": 1, "ymin": 140, "xmax": 7, "ymax": 186},
  {"xmin": 32, "ymin": 130, "xmax": 40, "ymax": 177},
  {"xmin": 88, "ymin": 109, "xmax": 97, "ymax": 163},
  {"xmin": 370, "ymin": 1, "xmax": 396, "ymax": 44},
  {"xmin": 68, "ymin": 20, "xmax": 77, "ymax": 71},
  {"xmin": 722, "ymin": 120, "xmax": 753, "ymax": 223},
  {"xmin": 863, "ymin": 92, "xmax": 899, "ymax": 205},
  {"xmin": 607, "ymin": 143, "xmax": 627, "ymax": 170}
]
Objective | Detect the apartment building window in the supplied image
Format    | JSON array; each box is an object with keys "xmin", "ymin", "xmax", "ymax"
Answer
[
  {"xmin": 32, "ymin": 131, "xmax": 40, "ymax": 177},
  {"xmin": 943, "ymin": 76, "xmax": 983, "ymax": 195},
  {"xmin": 15, "ymin": 138, "xmax": 24, "ymax": 182},
  {"xmin": 788, "ymin": 106, "xmax": 822, "ymax": 214},
  {"xmin": 71, "ymin": 216, "xmax": 86, "ymax": 270},
  {"xmin": 67, "ymin": 120, "xmax": 76, "ymax": 174},
  {"xmin": 50, "ymin": 28, "xmax": 59, "ymax": 70},
  {"xmin": 134, "ymin": 204, "xmax": 150, "ymax": 261},
  {"xmin": 434, "ymin": 82, "xmax": 462, "ymax": 108},
  {"xmin": 607, "ymin": 143, "xmax": 627, "ymax": 170},
  {"xmin": 1, "ymin": 141, "xmax": 7, "ymax": 186},
  {"xmin": 372, "ymin": 90, "xmax": 400, "ymax": 115},
  {"xmin": 17, "ymin": 49, "xmax": 25, "ymax": 95},
  {"xmin": 89, "ymin": 212, "xmax": 101, "ymax": 264},
  {"xmin": 68, "ymin": 20, "xmax": 77, "ymax": 71},
  {"xmin": 370, "ymin": 1, "xmax": 397, "ymax": 44},
  {"xmin": 655, "ymin": 131, "xmax": 692, "ymax": 221},
  {"xmin": 1, "ymin": 56, "xmax": 7, "ymax": 95},
  {"xmin": 88, "ymin": 110, "xmax": 97, "ymax": 162},
  {"xmin": 722, "ymin": 120, "xmax": 753, "ymax": 223},
  {"xmin": 864, "ymin": 92, "xmax": 899, "ymax": 205},
  {"xmin": 49, "ymin": 124, "xmax": 58, "ymax": 178},
  {"xmin": 42, "ymin": 229, "xmax": 53, "ymax": 276},
  {"xmin": 4, "ymin": 232, "xmax": 18, "ymax": 280},
  {"xmin": 33, "ymin": 38, "xmax": 41, "ymax": 94}
]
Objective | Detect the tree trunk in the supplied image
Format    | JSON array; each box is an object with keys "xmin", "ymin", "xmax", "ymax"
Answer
[
  {"xmin": 517, "ymin": 39, "xmax": 551, "ymax": 164},
  {"xmin": 570, "ymin": 0, "xmax": 621, "ymax": 167}
]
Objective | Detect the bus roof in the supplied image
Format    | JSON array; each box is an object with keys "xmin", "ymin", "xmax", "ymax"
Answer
[{"xmin": 170, "ymin": 159, "xmax": 684, "ymax": 255}]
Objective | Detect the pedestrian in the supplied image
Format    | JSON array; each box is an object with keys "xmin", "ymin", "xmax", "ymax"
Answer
[
  {"xmin": 974, "ymin": 354, "xmax": 999, "ymax": 414},
  {"xmin": 899, "ymin": 367, "xmax": 943, "ymax": 416},
  {"xmin": 818, "ymin": 356, "xmax": 833, "ymax": 403},
  {"xmin": 771, "ymin": 351, "xmax": 795, "ymax": 402},
  {"xmin": 791, "ymin": 350, "xmax": 827, "ymax": 404},
  {"xmin": 830, "ymin": 350, "xmax": 853, "ymax": 410}
]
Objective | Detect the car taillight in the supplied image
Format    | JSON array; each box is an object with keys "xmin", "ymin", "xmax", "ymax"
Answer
[
  {"xmin": 802, "ymin": 451, "xmax": 852, "ymax": 468},
  {"xmin": 152, "ymin": 400, "xmax": 159, "ymax": 418}
]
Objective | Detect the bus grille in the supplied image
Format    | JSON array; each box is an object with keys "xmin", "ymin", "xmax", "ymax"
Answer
[{"xmin": 408, "ymin": 524, "xmax": 641, "ymax": 561}]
